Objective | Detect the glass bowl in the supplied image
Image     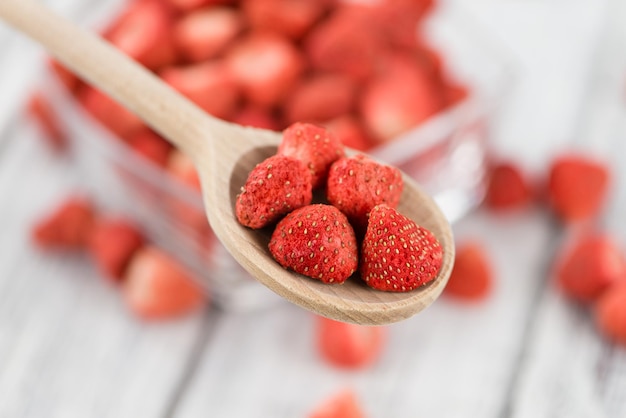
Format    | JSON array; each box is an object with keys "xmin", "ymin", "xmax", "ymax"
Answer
[{"xmin": 36, "ymin": 1, "xmax": 513, "ymax": 312}]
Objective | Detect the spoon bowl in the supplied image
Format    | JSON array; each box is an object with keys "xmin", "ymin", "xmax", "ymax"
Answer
[{"xmin": 0, "ymin": 0, "xmax": 454, "ymax": 325}]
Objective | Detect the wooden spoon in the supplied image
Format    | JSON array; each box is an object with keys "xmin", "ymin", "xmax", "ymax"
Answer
[{"xmin": 0, "ymin": 0, "xmax": 454, "ymax": 325}]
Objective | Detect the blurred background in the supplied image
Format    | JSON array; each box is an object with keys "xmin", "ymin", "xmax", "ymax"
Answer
[{"xmin": 1, "ymin": 0, "xmax": 626, "ymax": 416}]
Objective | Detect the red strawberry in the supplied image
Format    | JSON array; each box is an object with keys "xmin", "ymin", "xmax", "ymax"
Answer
[
  {"xmin": 359, "ymin": 52, "xmax": 442, "ymax": 143},
  {"xmin": 123, "ymin": 246, "xmax": 206, "ymax": 320},
  {"xmin": 226, "ymin": 32, "xmax": 304, "ymax": 106},
  {"xmin": 484, "ymin": 161, "xmax": 532, "ymax": 211},
  {"xmin": 547, "ymin": 154, "xmax": 610, "ymax": 222},
  {"xmin": 326, "ymin": 154, "xmax": 403, "ymax": 232},
  {"xmin": 444, "ymin": 241, "xmax": 492, "ymax": 301},
  {"xmin": 128, "ymin": 129, "xmax": 173, "ymax": 167},
  {"xmin": 106, "ymin": 0, "xmax": 178, "ymax": 71},
  {"xmin": 160, "ymin": 61, "xmax": 240, "ymax": 120},
  {"xmin": 27, "ymin": 93, "xmax": 67, "ymax": 152},
  {"xmin": 594, "ymin": 282, "xmax": 626, "ymax": 346},
  {"xmin": 88, "ymin": 218, "xmax": 144, "ymax": 282},
  {"xmin": 173, "ymin": 6, "xmax": 243, "ymax": 63},
  {"xmin": 32, "ymin": 196, "xmax": 95, "ymax": 250},
  {"xmin": 308, "ymin": 388, "xmax": 366, "ymax": 418},
  {"xmin": 283, "ymin": 73, "xmax": 357, "ymax": 125},
  {"xmin": 80, "ymin": 87, "xmax": 145, "ymax": 141},
  {"xmin": 278, "ymin": 122, "xmax": 346, "ymax": 189},
  {"xmin": 304, "ymin": 6, "xmax": 384, "ymax": 81},
  {"xmin": 243, "ymin": 0, "xmax": 330, "ymax": 40},
  {"xmin": 269, "ymin": 204, "xmax": 358, "ymax": 284},
  {"xmin": 236, "ymin": 154, "xmax": 313, "ymax": 229},
  {"xmin": 361, "ymin": 205, "xmax": 443, "ymax": 292},
  {"xmin": 315, "ymin": 316, "xmax": 385, "ymax": 369},
  {"xmin": 323, "ymin": 116, "xmax": 374, "ymax": 152},
  {"xmin": 554, "ymin": 233, "xmax": 626, "ymax": 303}
]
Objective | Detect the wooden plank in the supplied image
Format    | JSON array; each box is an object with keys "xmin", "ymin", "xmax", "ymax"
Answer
[{"xmin": 0, "ymin": 121, "xmax": 209, "ymax": 418}]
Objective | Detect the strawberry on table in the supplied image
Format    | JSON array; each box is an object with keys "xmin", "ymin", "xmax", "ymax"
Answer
[
  {"xmin": 308, "ymin": 388, "xmax": 366, "ymax": 418},
  {"xmin": 554, "ymin": 232, "xmax": 626, "ymax": 303},
  {"xmin": 32, "ymin": 196, "xmax": 95, "ymax": 250},
  {"xmin": 361, "ymin": 205, "xmax": 442, "ymax": 292},
  {"xmin": 163, "ymin": 0, "xmax": 235, "ymax": 12},
  {"xmin": 326, "ymin": 154, "xmax": 403, "ymax": 233},
  {"xmin": 123, "ymin": 246, "xmax": 206, "ymax": 320},
  {"xmin": 160, "ymin": 61, "xmax": 240, "ymax": 120},
  {"xmin": 236, "ymin": 154, "xmax": 313, "ymax": 229},
  {"xmin": 173, "ymin": 6, "xmax": 244, "ymax": 63},
  {"xmin": 278, "ymin": 122, "xmax": 345, "ymax": 189},
  {"xmin": 444, "ymin": 241, "xmax": 492, "ymax": 301},
  {"xmin": 226, "ymin": 32, "xmax": 304, "ymax": 107},
  {"xmin": 230, "ymin": 105, "xmax": 281, "ymax": 130},
  {"xmin": 88, "ymin": 218, "xmax": 145, "ymax": 282},
  {"xmin": 269, "ymin": 204, "xmax": 358, "ymax": 284},
  {"xmin": 484, "ymin": 161, "xmax": 533, "ymax": 211},
  {"xmin": 315, "ymin": 316, "xmax": 385, "ymax": 369},
  {"xmin": 547, "ymin": 153, "xmax": 611, "ymax": 223}
]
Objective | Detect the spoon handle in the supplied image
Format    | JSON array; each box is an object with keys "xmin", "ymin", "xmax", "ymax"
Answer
[{"xmin": 0, "ymin": 0, "xmax": 225, "ymax": 157}]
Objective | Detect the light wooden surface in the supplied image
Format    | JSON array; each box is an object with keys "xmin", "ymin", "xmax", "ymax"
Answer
[{"xmin": 1, "ymin": 0, "xmax": 626, "ymax": 416}]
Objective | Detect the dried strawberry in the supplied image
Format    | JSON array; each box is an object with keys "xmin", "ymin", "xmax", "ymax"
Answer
[
  {"xmin": 278, "ymin": 122, "xmax": 345, "ymax": 189},
  {"xmin": 106, "ymin": 0, "xmax": 178, "ymax": 71},
  {"xmin": 226, "ymin": 32, "xmax": 304, "ymax": 107},
  {"xmin": 304, "ymin": 6, "xmax": 384, "ymax": 81},
  {"xmin": 236, "ymin": 155, "xmax": 313, "ymax": 229},
  {"xmin": 359, "ymin": 52, "xmax": 442, "ymax": 143},
  {"xmin": 48, "ymin": 59, "xmax": 82, "ymax": 94},
  {"xmin": 163, "ymin": 0, "xmax": 234, "ymax": 12},
  {"xmin": 269, "ymin": 204, "xmax": 358, "ymax": 284},
  {"xmin": 361, "ymin": 205, "xmax": 442, "ymax": 292},
  {"xmin": 315, "ymin": 316, "xmax": 385, "ymax": 369},
  {"xmin": 484, "ymin": 161, "xmax": 532, "ymax": 211},
  {"xmin": 326, "ymin": 154, "xmax": 403, "ymax": 232},
  {"xmin": 160, "ymin": 61, "xmax": 240, "ymax": 120},
  {"xmin": 173, "ymin": 6, "xmax": 243, "ymax": 63},
  {"xmin": 123, "ymin": 246, "xmax": 206, "ymax": 320},
  {"xmin": 243, "ymin": 0, "xmax": 330, "ymax": 40},
  {"xmin": 594, "ymin": 282, "xmax": 626, "ymax": 346},
  {"xmin": 554, "ymin": 233, "xmax": 626, "ymax": 303},
  {"xmin": 32, "ymin": 196, "xmax": 95, "ymax": 250},
  {"xmin": 88, "ymin": 218, "xmax": 144, "ymax": 282},
  {"xmin": 444, "ymin": 241, "xmax": 492, "ymax": 301},
  {"xmin": 547, "ymin": 154, "xmax": 610, "ymax": 223},
  {"xmin": 283, "ymin": 73, "xmax": 357, "ymax": 125}
]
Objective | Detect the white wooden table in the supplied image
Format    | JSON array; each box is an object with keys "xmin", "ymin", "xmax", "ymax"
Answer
[{"xmin": 1, "ymin": 0, "xmax": 626, "ymax": 416}]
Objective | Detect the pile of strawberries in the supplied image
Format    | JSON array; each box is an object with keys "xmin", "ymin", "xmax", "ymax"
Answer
[
  {"xmin": 445, "ymin": 152, "xmax": 626, "ymax": 348},
  {"xmin": 31, "ymin": 0, "xmax": 458, "ymax": 157},
  {"xmin": 235, "ymin": 122, "xmax": 443, "ymax": 291},
  {"xmin": 32, "ymin": 196, "xmax": 207, "ymax": 319}
]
